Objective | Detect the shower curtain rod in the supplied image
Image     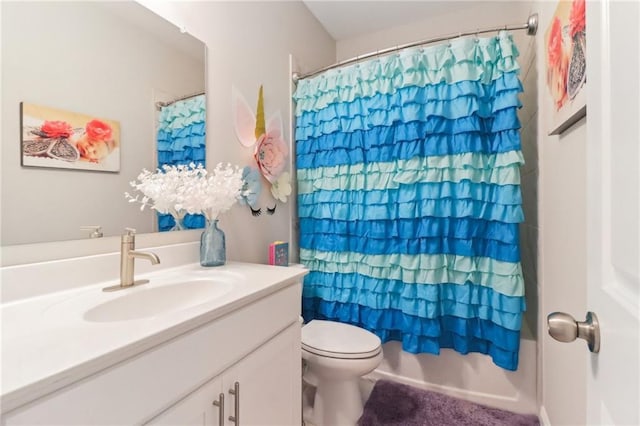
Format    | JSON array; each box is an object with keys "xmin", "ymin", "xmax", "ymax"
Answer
[
  {"xmin": 292, "ymin": 13, "xmax": 538, "ymax": 82},
  {"xmin": 155, "ymin": 91, "xmax": 205, "ymax": 110}
]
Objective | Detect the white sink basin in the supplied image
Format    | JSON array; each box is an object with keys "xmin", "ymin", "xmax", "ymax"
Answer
[{"xmin": 83, "ymin": 279, "xmax": 234, "ymax": 322}]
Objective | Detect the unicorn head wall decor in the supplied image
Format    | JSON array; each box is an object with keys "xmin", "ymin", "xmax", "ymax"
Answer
[{"xmin": 232, "ymin": 85, "xmax": 291, "ymax": 209}]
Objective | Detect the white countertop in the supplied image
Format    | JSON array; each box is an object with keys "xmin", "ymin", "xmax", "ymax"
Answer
[{"xmin": 1, "ymin": 261, "xmax": 307, "ymax": 413}]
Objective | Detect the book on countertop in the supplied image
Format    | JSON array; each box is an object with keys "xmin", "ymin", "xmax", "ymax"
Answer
[{"xmin": 268, "ymin": 241, "xmax": 289, "ymax": 266}]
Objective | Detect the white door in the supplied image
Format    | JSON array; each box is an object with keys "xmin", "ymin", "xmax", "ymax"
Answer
[{"xmin": 585, "ymin": 1, "xmax": 640, "ymax": 424}]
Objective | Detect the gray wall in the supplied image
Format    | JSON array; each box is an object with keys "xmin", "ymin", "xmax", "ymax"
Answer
[{"xmin": 140, "ymin": 1, "xmax": 336, "ymax": 264}]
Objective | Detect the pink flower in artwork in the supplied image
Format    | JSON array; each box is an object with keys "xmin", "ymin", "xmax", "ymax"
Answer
[
  {"xmin": 546, "ymin": 16, "xmax": 569, "ymax": 110},
  {"xmin": 40, "ymin": 120, "xmax": 73, "ymax": 138},
  {"xmin": 547, "ymin": 17, "xmax": 564, "ymax": 69},
  {"xmin": 254, "ymin": 132, "xmax": 288, "ymax": 183},
  {"xmin": 569, "ymin": 0, "xmax": 586, "ymax": 38},
  {"xmin": 85, "ymin": 119, "xmax": 113, "ymax": 142}
]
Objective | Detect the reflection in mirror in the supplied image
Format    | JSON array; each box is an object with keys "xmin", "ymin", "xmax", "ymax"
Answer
[
  {"xmin": 154, "ymin": 94, "xmax": 207, "ymax": 232},
  {"xmin": 0, "ymin": 1, "xmax": 206, "ymax": 246}
]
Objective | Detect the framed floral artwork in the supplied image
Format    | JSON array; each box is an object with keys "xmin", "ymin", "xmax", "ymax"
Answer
[
  {"xmin": 544, "ymin": 0, "xmax": 586, "ymax": 135},
  {"xmin": 20, "ymin": 102, "xmax": 120, "ymax": 172}
]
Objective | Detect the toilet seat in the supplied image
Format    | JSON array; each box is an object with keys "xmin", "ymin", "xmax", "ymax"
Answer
[{"xmin": 302, "ymin": 320, "xmax": 382, "ymax": 359}]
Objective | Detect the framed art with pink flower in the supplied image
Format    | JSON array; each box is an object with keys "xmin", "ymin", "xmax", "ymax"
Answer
[
  {"xmin": 20, "ymin": 102, "xmax": 120, "ymax": 172},
  {"xmin": 544, "ymin": 0, "xmax": 586, "ymax": 135}
]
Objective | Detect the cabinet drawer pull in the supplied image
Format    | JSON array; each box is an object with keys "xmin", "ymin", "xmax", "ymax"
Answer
[
  {"xmin": 212, "ymin": 393, "xmax": 224, "ymax": 426},
  {"xmin": 228, "ymin": 381, "xmax": 240, "ymax": 425}
]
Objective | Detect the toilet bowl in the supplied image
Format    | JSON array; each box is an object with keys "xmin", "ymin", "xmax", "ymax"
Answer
[{"xmin": 301, "ymin": 320, "xmax": 383, "ymax": 426}]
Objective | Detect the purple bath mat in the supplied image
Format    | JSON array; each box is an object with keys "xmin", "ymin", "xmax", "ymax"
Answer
[{"xmin": 358, "ymin": 380, "xmax": 539, "ymax": 426}]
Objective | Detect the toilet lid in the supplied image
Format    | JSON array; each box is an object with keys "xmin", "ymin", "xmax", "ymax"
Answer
[{"xmin": 301, "ymin": 320, "xmax": 382, "ymax": 359}]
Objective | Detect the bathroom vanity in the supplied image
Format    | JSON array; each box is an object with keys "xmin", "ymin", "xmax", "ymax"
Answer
[{"xmin": 1, "ymin": 258, "xmax": 306, "ymax": 425}]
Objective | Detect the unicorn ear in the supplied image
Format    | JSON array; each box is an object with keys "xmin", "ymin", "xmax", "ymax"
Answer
[
  {"xmin": 266, "ymin": 110, "xmax": 284, "ymax": 139},
  {"xmin": 232, "ymin": 86, "xmax": 257, "ymax": 147}
]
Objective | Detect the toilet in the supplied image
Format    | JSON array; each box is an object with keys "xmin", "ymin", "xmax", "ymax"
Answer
[{"xmin": 301, "ymin": 319, "xmax": 383, "ymax": 426}]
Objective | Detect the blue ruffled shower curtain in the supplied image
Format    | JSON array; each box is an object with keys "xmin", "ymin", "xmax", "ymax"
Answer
[
  {"xmin": 293, "ymin": 31, "xmax": 526, "ymax": 371},
  {"xmin": 157, "ymin": 94, "xmax": 206, "ymax": 231}
]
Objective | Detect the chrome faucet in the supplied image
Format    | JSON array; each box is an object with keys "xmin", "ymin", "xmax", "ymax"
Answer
[
  {"xmin": 103, "ymin": 228, "xmax": 160, "ymax": 292},
  {"xmin": 80, "ymin": 225, "xmax": 103, "ymax": 238}
]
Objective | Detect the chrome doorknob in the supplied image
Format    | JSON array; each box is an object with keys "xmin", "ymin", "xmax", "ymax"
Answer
[{"xmin": 547, "ymin": 311, "xmax": 600, "ymax": 353}]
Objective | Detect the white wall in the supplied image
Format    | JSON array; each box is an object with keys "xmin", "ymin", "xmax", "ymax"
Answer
[
  {"xmin": 138, "ymin": 1, "xmax": 335, "ymax": 265},
  {"xmin": 335, "ymin": 1, "xmax": 539, "ymax": 415},
  {"xmin": 517, "ymin": 26, "xmax": 543, "ymax": 420},
  {"xmin": 337, "ymin": 1, "xmax": 536, "ymax": 68},
  {"xmin": 0, "ymin": 2, "xmax": 205, "ymax": 245},
  {"xmin": 536, "ymin": 1, "xmax": 587, "ymax": 424},
  {"xmin": 519, "ymin": 36, "xmax": 540, "ymax": 342}
]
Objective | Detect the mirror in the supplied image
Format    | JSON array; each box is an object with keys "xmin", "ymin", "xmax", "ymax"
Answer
[{"xmin": 0, "ymin": 1, "xmax": 206, "ymax": 246}]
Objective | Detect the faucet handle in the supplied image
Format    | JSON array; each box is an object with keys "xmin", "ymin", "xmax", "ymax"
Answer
[{"xmin": 122, "ymin": 227, "xmax": 137, "ymax": 243}]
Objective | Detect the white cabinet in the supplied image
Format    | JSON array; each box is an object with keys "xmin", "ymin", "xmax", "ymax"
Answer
[
  {"xmin": 147, "ymin": 376, "xmax": 224, "ymax": 426},
  {"xmin": 221, "ymin": 324, "xmax": 300, "ymax": 426},
  {"xmin": 148, "ymin": 324, "xmax": 300, "ymax": 426},
  {"xmin": 2, "ymin": 283, "xmax": 301, "ymax": 426}
]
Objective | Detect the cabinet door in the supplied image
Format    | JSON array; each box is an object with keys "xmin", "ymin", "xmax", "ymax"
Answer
[
  {"xmin": 146, "ymin": 376, "xmax": 224, "ymax": 426},
  {"xmin": 222, "ymin": 323, "xmax": 301, "ymax": 426}
]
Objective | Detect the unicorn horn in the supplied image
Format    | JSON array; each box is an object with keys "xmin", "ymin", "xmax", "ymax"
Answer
[{"xmin": 255, "ymin": 85, "xmax": 266, "ymax": 139}]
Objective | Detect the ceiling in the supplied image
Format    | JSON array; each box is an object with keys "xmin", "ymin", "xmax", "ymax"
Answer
[{"xmin": 302, "ymin": 1, "xmax": 480, "ymax": 41}]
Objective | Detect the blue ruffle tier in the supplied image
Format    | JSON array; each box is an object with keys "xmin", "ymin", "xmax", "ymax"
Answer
[
  {"xmin": 299, "ymin": 217, "xmax": 519, "ymax": 244},
  {"xmin": 303, "ymin": 273, "xmax": 524, "ymax": 328},
  {"xmin": 296, "ymin": 127, "xmax": 521, "ymax": 172},
  {"xmin": 157, "ymin": 121, "xmax": 206, "ymax": 165},
  {"xmin": 300, "ymin": 233, "xmax": 519, "ymax": 263},
  {"xmin": 158, "ymin": 213, "xmax": 205, "ymax": 232},
  {"xmin": 295, "ymin": 105, "xmax": 520, "ymax": 142},
  {"xmin": 303, "ymin": 285, "xmax": 522, "ymax": 330},
  {"xmin": 298, "ymin": 198, "xmax": 523, "ymax": 223},
  {"xmin": 296, "ymin": 125, "xmax": 521, "ymax": 157},
  {"xmin": 302, "ymin": 298, "xmax": 520, "ymax": 371}
]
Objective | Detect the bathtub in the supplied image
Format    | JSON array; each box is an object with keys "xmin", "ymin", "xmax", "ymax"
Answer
[{"xmin": 365, "ymin": 322, "xmax": 537, "ymax": 415}]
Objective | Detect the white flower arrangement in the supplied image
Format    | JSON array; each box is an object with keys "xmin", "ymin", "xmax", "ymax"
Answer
[{"xmin": 125, "ymin": 163, "xmax": 245, "ymax": 222}]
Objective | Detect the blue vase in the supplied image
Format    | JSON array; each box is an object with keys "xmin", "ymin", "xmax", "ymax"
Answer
[{"xmin": 200, "ymin": 220, "xmax": 226, "ymax": 267}]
